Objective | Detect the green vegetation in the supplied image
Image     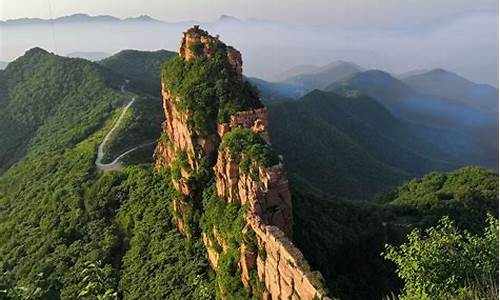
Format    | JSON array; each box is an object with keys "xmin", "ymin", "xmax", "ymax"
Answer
[
  {"xmin": 292, "ymin": 188, "xmax": 399, "ymax": 300},
  {"xmin": 268, "ymin": 90, "xmax": 464, "ymax": 199},
  {"xmin": 200, "ymin": 186, "xmax": 253, "ymax": 299},
  {"xmin": 1, "ymin": 45, "xmax": 498, "ymax": 300},
  {"xmin": 0, "ymin": 47, "xmax": 123, "ymax": 173},
  {"xmin": 99, "ymin": 49, "xmax": 176, "ymax": 96},
  {"xmin": 220, "ymin": 128, "xmax": 278, "ymax": 177},
  {"xmin": 0, "ymin": 48, "xmax": 213, "ymax": 299},
  {"xmin": 77, "ymin": 261, "xmax": 118, "ymax": 300},
  {"xmin": 384, "ymin": 215, "xmax": 498, "ymax": 300},
  {"xmin": 381, "ymin": 167, "xmax": 498, "ymax": 233},
  {"xmin": 292, "ymin": 167, "xmax": 498, "ymax": 300},
  {"xmin": 101, "ymin": 94, "xmax": 163, "ymax": 164},
  {"xmin": 161, "ymin": 43, "xmax": 261, "ymax": 135}
]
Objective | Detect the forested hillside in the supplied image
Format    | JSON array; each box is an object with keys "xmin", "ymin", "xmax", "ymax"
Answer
[
  {"xmin": 293, "ymin": 167, "xmax": 498, "ymax": 299},
  {"xmin": 268, "ymin": 90, "xmax": 462, "ymax": 199},
  {"xmin": 0, "ymin": 48, "xmax": 213, "ymax": 299},
  {"xmin": 100, "ymin": 49, "xmax": 176, "ymax": 96}
]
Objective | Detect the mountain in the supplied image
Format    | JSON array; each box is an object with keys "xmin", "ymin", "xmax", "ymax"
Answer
[
  {"xmin": 397, "ymin": 69, "xmax": 429, "ymax": 79},
  {"xmin": 0, "ymin": 47, "xmax": 122, "ymax": 172},
  {"xmin": 217, "ymin": 14, "xmax": 242, "ymax": 22},
  {"xmin": 381, "ymin": 166, "xmax": 499, "ymax": 233},
  {"xmin": 123, "ymin": 15, "xmax": 163, "ymax": 23},
  {"xmin": 328, "ymin": 70, "xmax": 495, "ymax": 128},
  {"xmin": 0, "ymin": 61, "xmax": 8, "ymax": 70},
  {"xmin": 272, "ymin": 64, "xmax": 318, "ymax": 82},
  {"xmin": 294, "ymin": 166, "xmax": 498, "ymax": 300},
  {"xmin": 326, "ymin": 70, "xmax": 498, "ymax": 168},
  {"xmin": 282, "ymin": 61, "xmax": 363, "ymax": 91},
  {"xmin": 247, "ymin": 76, "xmax": 307, "ymax": 103},
  {"xmin": 0, "ymin": 47, "xmax": 215, "ymax": 299},
  {"xmin": 402, "ymin": 68, "xmax": 499, "ymax": 115},
  {"xmin": 1, "ymin": 32, "xmax": 498, "ymax": 300},
  {"xmin": 99, "ymin": 49, "xmax": 176, "ymax": 96},
  {"xmin": 154, "ymin": 26, "xmax": 329, "ymax": 299},
  {"xmin": 67, "ymin": 51, "xmax": 111, "ymax": 61},
  {"xmin": 267, "ymin": 89, "xmax": 463, "ymax": 199},
  {"xmin": 0, "ymin": 13, "xmax": 163, "ymax": 26}
]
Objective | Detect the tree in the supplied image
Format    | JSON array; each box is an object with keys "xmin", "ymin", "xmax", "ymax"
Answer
[
  {"xmin": 383, "ymin": 215, "xmax": 498, "ymax": 299},
  {"xmin": 78, "ymin": 262, "xmax": 117, "ymax": 300}
]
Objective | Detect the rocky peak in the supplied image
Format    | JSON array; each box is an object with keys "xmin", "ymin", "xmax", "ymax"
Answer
[{"xmin": 179, "ymin": 25, "xmax": 242, "ymax": 80}]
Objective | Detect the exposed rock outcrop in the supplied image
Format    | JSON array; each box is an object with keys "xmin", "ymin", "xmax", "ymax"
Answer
[
  {"xmin": 155, "ymin": 26, "xmax": 329, "ymax": 299},
  {"xmin": 179, "ymin": 25, "xmax": 242, "ymax": 79}
]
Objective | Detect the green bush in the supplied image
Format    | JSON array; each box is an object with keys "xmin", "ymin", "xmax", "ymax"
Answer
[
  {"xmin": 384, "ymin": 215, "xmax": 498, "ymax": 299},
  {"xmin": 220, "ymin": 128, "xmax": 278, "ymax": 177}
]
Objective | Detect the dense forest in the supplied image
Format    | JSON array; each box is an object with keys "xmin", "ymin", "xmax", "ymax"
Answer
[
  {"xmin": 0, "ymin": 48, "xmax": 497, "ymax": 300},
  {"xmin": 0, "ymin": 49, "xmax": 214, "ymax": 299}
]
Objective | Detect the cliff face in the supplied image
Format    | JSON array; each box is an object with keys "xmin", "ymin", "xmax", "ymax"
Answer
[{"xmin": 155, "ymin": 26, "xmax": 329, "ymax": 299}]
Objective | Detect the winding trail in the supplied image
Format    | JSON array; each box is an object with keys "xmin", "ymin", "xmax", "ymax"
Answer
[{"xmin": 95, "ymin": 84, "xmax": 156, "ymax": 171}]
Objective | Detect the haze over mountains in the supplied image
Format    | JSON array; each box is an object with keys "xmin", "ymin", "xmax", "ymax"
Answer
[
  {"xmin": 274, "ymin": 63, "xmax": 499, "ymax": 168},
  {"xmin": 1, "ymin": 12, "xmax": 498, "ymax": 86}
]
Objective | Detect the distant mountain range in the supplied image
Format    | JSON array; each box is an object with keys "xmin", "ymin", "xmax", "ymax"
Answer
[
  {"xmin": 401, "ymin": 68, "xmax": 498, "ymax": 116},
  {"xmin": 0, "ymin": 13, "xmax": 249, "ymax": 26},
  {"xmin": 257, "ymin": 60, "xmax": 499, "ymax": 169},
  {"xmin": 281, "ymin": 61, "xmax": 363, "ymax": 91},
  {"xmin": 0, "ymin": 13, "xmax": 165, "ymax": 26}
]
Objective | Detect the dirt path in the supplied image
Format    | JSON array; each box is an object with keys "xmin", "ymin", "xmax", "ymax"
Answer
[{"xmin": 95, "ymin": 84, "xmax": 155, "ymax": 171}]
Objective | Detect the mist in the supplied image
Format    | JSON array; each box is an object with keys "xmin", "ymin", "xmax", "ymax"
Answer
[{"xmin": 1, "ymin": 11, "xmax": 498, "ymax": 86}]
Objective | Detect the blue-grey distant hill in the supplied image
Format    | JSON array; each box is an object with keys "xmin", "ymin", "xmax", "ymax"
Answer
[
  {"xmin": 280, "ymin": 61, "xmax": 363, "ymax": 91},
  {"xmin": 326, "ymin": 70, "xmax": 498, "ymax": 169},
  {"xmin": 0, "ymin": 13, "xmax": 163, "ymax": 26},
  {"xmin": 401, "ymin": 68, "xmax": 498, "ymax": 116}
]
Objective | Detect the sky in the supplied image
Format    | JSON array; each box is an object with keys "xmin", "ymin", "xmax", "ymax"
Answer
[
  {"xmin": 1, "ymin": 0, "xmax": 498, "ymax": 86},
  {"xmin": 1, "ymin": 0, "xmax": 498, "ymax": 27}
]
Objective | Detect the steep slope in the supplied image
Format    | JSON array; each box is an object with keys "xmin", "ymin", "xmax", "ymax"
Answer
[
  {"xmin": 327, "ymin": 70, "xmax": 498, "ymax": 168},
  {"xmin": 402, "ymin": 68, "xmax": 499, "ymax": 116},
  {"xmin": 0, "ymin": 47, "xmax": 124, "ymax": 172},
  {"xmin": 99, "ymin": 49, "xmax": 176, "ymax": 96},
  {"xmin": 155, "ymin": 26, "xmax": 330, "ymax": 299},
  {"xmin": 267, "ymin": 90, "xmax": 462, "ymax": 199},
  {"xmin": 282, "ymin": 61, "xmax": 362, "ymax": 91},
  {"xmin": 0, "ymin": 48, "xmax": 214, "ymax": 299}
]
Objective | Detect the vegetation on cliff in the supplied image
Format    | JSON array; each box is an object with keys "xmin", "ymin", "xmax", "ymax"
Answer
[
  {"xmin": 220, "ymin": 128, "xmax": 279, "ymax": 177},
  {"xmin": 161, "ymin": 44, "xmax": 261, "ymax": 135},
  {"xmin": 200, "ymin": 185, "xmax": 253, "ymax": 299}
]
